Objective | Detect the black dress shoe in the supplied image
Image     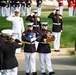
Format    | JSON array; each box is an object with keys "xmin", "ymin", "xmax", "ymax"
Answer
[
  {"xmin": 49, "ymin": 72, "xmax": 55, "ymax": 75},
  {"xmin": 26, "ymin": 73, "xmax": 30, "ymax": 75},
  {"xmin": 54, "ymin": 50, "xmax": 60, "ymax": 52},
  {"xmin": 54, "ymin": 50, "xmax": 57, "ymax": 52},
  {"xmin": 57, "ymin": 50, "xmax": 60, "ymax": 52},
  {"xmin": 32, "ymin": 72, "xmax": 37, "ymax": 75},
  {"xmin": 42, "ymin": 72, "xmax": 47, "ymax": 75}
]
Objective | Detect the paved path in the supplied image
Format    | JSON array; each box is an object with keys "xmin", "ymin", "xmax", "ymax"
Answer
[{"xmin": 16, "ymin": 48, "xmax": 76, "ymax": 75}]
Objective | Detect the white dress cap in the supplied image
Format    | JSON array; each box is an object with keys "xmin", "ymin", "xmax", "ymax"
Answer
[
  {"xmin": 26, "ymin": 23, "xmax": 33, "ymax": 26},
  {"xmin": 55, "ymin": 8, "xmax": 59, "ymax": 11},
  {"xmin": 33, "ymin": 10, "xmax": 37, "ymax": 13},
  {"xmin": 41, "ymin": 22, "xmax": 48, "ymax": 25},
  {"xmin": 15, "ymin": 9, "xmax": 20, "ymax": 12},
  {"xmin": 1, "ymin": 29, "xmax": 14, "ymax": 36}
]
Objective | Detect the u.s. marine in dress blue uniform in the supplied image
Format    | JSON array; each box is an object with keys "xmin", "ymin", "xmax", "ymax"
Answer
[
  {"xmin": 20, "ymin": 0, "xmax": 26, "ymax": 16},
  {"xmin": 25, "ymin": 0, "xmax": 32, "ymax": 16},
  {"xmin": 26, "ymin": 10, "xmax": 41, "ymax": 31},
  {"xmin": 0, "ymin": 29, "xmax": 23, "ymax": 75},
  {"xmin": 37, "ymin": 22, "xmax": 55, "ymax": 75},
  {"xmin": 0, "ymin": 0, "xmax": 7, "ymax": 16},
  {"xmin": 10, "ymin": 0, "xmax": 15, "ymax": 14},
  {"xmin": 14, "ymin": 0, "xmax": 21, "ymax": 10},
  {"xmin": 48, "ymin": 8, "xmax": 63, "ymax": 52},
  {"xmin": 22, "ymin": 23, "xmax": 41, "ymax": 75},
  {"xmin": 36, "ymin": 0, "xmax": 42, "ymax": 16}
]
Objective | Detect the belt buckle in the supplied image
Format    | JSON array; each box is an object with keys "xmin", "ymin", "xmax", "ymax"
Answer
[{"xmin": 30, "ymin": 42, "xmax": 32, "ymax": 44}]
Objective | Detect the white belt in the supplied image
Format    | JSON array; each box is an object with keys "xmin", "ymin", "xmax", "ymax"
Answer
[
  {"xmin": 39, "ymin": 42, "xmax": 48, "ymax": 44},
  {"xmin": 53, "ymin": 23, "xmax": 61, "ymax": 25},
  {"xmin": 33, "ymin": 25, "xmax": 39, "ymax": 27},
  {"xmin": 25, "ymin": 42, "xmax": 35, "ymax": 44},
  {"xmin": 22, "ymin": 2, "xmax": 25, "ymax": 3},
  {"xmin": 16, "ymin": 1, "xmax": 20, "ymax": 3}
]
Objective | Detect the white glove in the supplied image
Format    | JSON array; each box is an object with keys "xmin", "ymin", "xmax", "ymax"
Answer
[
  {"xmin": 37, "ymin": 18, "xmax": 40, "ymax": 21},
  {"xmin": 52, "ymin": 10, "xmax": 56, "ymax": 14},
  {"xmin": 44, "ymin": 39, "xmax": 47, "ymax": 42},
  {"xmin": 31, "ymin": 38, "xmax": 36, "ymax": 42},
  {"xmin": 61, "ymin": 30, "xmax": 62, "ymax": 32},
  {"xmin": 31, "ymin": 13, "xmax": 34, "ymax": 16}
]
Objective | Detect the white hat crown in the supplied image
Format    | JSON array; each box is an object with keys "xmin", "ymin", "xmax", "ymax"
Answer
[
  {"xmin": 33, "ymin": 10, "xmax": 37, "ymax": 13},
  {"xmin": 1, "ymin": 29, "xmax": 14, "ymax": 36},
  {"xmin": 26, "ymin": 23, "xmax": 33, "ymax": 26},
  {"xmin": 41, "ymin": 22, "xmax": 48, "ymax": 25},
  {"xmin": 15, "ymin": 9, "xmax": 20, "ymax": 12}
]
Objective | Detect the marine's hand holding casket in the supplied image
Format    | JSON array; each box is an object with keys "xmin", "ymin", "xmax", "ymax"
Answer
[{"xmin": 43, "ymin": 38, "xmax": 47, "ymax": 42}]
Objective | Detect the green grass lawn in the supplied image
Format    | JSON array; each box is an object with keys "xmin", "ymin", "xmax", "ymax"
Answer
[{"xmin": 0, "ymin": 10, "xmax": 76, "ymax": 48}]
